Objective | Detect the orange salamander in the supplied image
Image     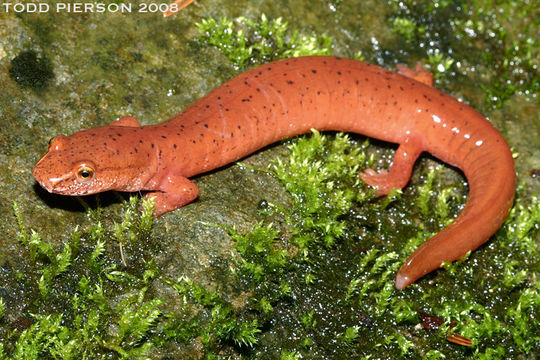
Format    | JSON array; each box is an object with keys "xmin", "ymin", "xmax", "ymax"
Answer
[{"xmin": 33, "ymin": 56, "xmax": 516, "ymax": 289}]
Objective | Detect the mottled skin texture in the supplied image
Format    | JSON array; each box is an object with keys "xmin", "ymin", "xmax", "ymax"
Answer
[{"xmin": 33, "ymin": 56, "xmax": 516, "ymax": 289}]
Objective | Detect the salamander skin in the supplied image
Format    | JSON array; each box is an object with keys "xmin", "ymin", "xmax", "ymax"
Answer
[{"xmin": 33, "ymin": 56, "xmax": 516, "ymax": 289}]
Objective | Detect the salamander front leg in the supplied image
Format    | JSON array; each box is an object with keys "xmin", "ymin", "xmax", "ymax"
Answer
[
  {"xmin": 144, "ymin": 174, "xmax": 199, "ymax": 217},
  {"xmin": 360, "ymin": 135, "xmax": 424, "ymax": 196}
]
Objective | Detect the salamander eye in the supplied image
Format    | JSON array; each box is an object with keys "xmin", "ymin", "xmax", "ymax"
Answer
[
  {"xmin": 76, "ymin": 166, "xmax": 95, "ymax": 181},
  {"xmin": 47, "ymin": 136, "xmax": 56, "ymax": 148}
]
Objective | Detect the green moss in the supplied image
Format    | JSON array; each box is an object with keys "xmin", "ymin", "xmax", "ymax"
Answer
[
  {"xmin": 388, "ymin": 0, "xmax": 539, "ymax": 110},
  {"xmin": 271, "ymin": 131, "xmax": 371, "ymax": 253},
  {"xmin": 196, "ymin": 14, "xmax": 333, "ymax": 69},
  {"xmin": 217, "ymin": 128, "xmax": 538, "ymax": 358},
  {"xmin": 5, "ymin": 198, "xmax": 162, "ymax": 359}
]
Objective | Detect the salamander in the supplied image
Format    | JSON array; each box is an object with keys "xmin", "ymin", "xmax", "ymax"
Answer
[{"xmin": 32, "ymin": 56, "xmax": 516, "ymax": 289}]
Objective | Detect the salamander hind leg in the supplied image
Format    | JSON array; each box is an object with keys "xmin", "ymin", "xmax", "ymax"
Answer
[
  {"xmin": 360, "ymin": 135, "xmax": 424, "ymax": 196},
  {"xmin": 396, "ymin": 63, "xmax": 434, "ymax": 87},
  {"xmin": 144, "ymin": 173, "xmax": 199, "ymax": 217}
]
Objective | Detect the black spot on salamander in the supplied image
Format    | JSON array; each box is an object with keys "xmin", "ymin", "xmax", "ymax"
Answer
[
  {"xmin": 204, "ymin": 124, "xmax": 209, "ymax": 128},
  {"xmin": 317, "ymin": 91, "xmax": 321, "ymax": 95},
  {"xmin": 242, "ymin": 98, "xmax": 250, "ymax": 102},
  {"xmin": 287, "ymin": 80, "xmax": 294, "ymax": 85},
  {"xmin": 217, "ymin": 96, "xmax": 221, "ymax": 100},
  {"xmin": 158, "ymin": 150, "xmax": 162, "ymax": 159},
  {"xmin": 337, "ymin": 71, "xmax": 342, "ymax": 75},
  {"xmin": 237, "ymin": 125, "xmax": 241, "ymax": 129},
  {"xmin": 387, "ymin": 85, "xmax": 391, "ymax": 89},
  {"xmin": 225, "ymin": 108, "xmax": 230, "ymax": 112},
  {"xmin": 244, "ymin": 80, "xmax": 249, "ymax": 85},
  {"xmin": 139, "ymin": 139, "xmax": 143, "ymax": 143},
  {"xmin": 230, "ymin": 132, "xmax": 234, "ymax": 137},
  {"xmin": 364, "ymin": 77, "xmax": 368, "ymax": 82},
  {"xmin": 323, "ymin": 60, "xmax": 327, "ymax": 64},
  {"xmin": 161, "ymin": 135, "xmax": 167, "ymax": 139},
  {"xmin": 205, "ymin": 104, "xmax": 210, "ymax": 108},
  {"xmin": 151, "ymin": 143, "xmax": 155, "ymax": 148},
  {"xmin": 134, "ymin": 148, "xmax": 138, "ymax": 153},
  {"xmin": 355, "ymin": 79, "xmax": 359, "ymax": 85},
  {"xmin": 256, "ymin": 88, "xmax": 261, "ymax": 92},
  {"xmin": 173, "ymin": 144, "xmax": 177, "ymax": 149},
  {"xmin": 312, "ymin": 69, "xmax": 317, "ymax": 74},
  {"xmin": 425, "ymin": 108, "xmax": 429, "ymax": 112},
  {"xmin": 415, "ymin": 99, "xmax": 419, "ymax": 103},
  {"xmin": 399, "ymin": 86, "xmax": 404, "ymax": 91},
  {"xmin": 91, "ymin": 133, "xmax": 96, "ymax": 136},
  {"xmin": 192, "ymin": 140, "xmax": 196, "ymax": 144},
  {"xmin": 393, "ymin": 101, "xmax": 398, "ymax": 105},
  {"xmin": 117, "ymin": 133, "xmax": 122, "ymax": 136}
]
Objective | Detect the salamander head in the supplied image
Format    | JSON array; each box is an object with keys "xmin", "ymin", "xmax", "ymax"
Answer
[{"xmin": 33, "ymin": 127, "xmax": 154, "ymax": 195}]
